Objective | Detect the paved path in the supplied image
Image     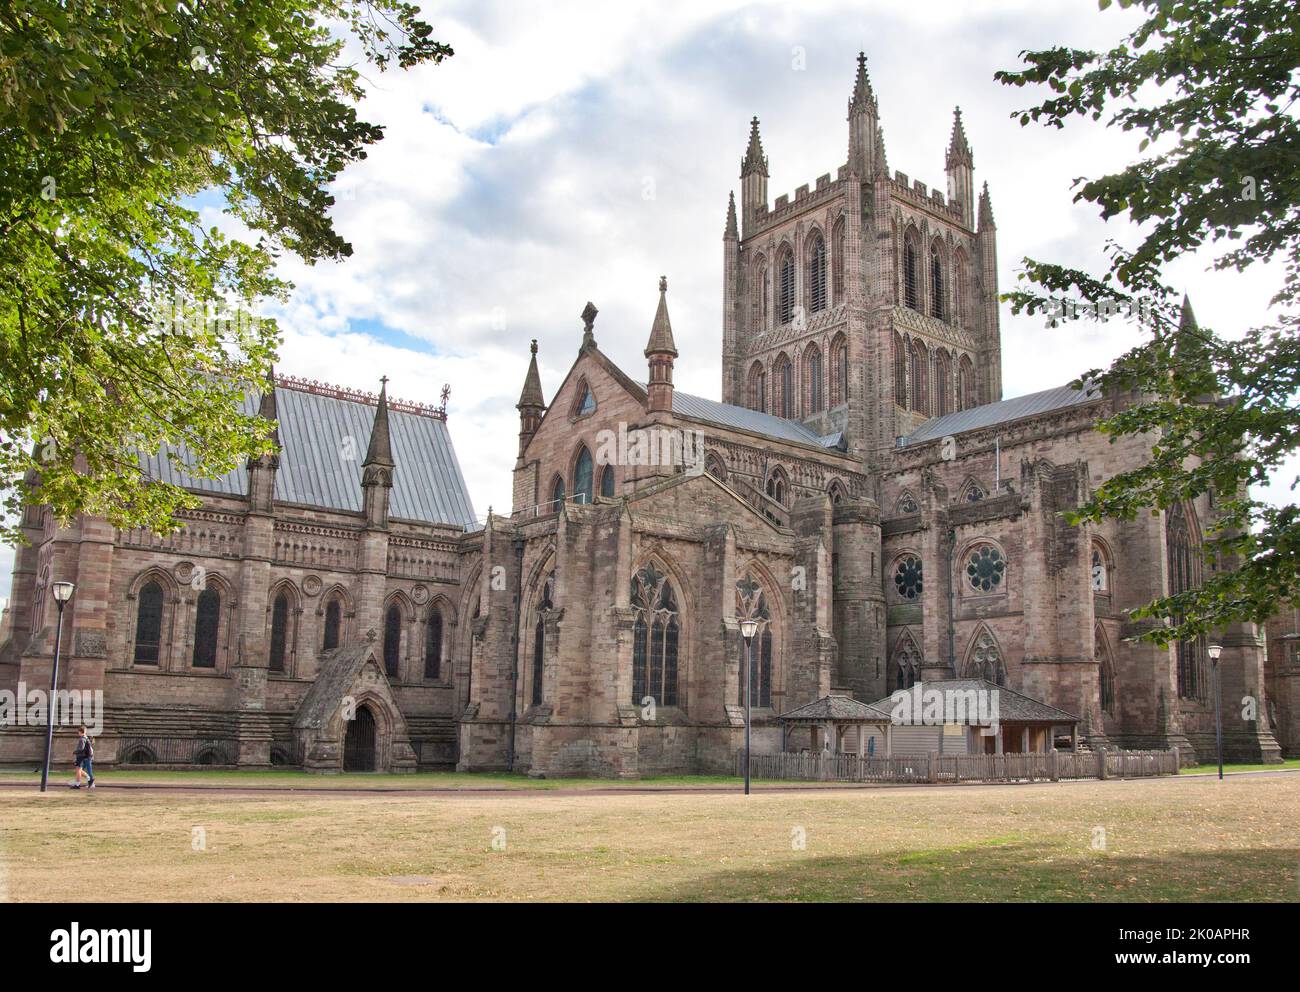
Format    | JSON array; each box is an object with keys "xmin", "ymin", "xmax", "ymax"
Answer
[{"xmin": 1, "ymin": 767, "xmax": 1294, "ymax": 800}]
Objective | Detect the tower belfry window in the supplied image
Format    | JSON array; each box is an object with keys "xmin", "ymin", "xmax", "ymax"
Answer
[{"xmin": 809, "ymin": 236, "xmax": 827, "ymax": 314}]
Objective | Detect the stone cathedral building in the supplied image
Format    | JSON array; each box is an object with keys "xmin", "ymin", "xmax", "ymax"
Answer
[{"xmin": 0, "ymin": 55, "xmax": 1288, "ymax": 774}]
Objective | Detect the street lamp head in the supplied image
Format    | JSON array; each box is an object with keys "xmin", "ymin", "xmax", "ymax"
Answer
[
  {"xmin": 1207, "ymin": 643, "xmax": 1223, "ymax": 664},
  {"xmin": 51, "ymin": 581, "xmax": 75, "ymax": 604},
  {"xmin": 739, "ymin": 618, "xmax": 759, "ymax": 641}
]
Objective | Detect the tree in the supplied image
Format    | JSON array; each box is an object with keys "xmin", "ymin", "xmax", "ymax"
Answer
[
  {"xmin": 0, "ymin": 1, "xmax": 451, "ymax": 543},
  {"xmin": 995, "ymin": 0, "xmax": 1300, "ymax": 644}
]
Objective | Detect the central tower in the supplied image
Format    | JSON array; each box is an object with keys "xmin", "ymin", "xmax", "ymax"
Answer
[{"xmin": 721, "ymin": 53, "xmax": 1003, "ymax": 469}]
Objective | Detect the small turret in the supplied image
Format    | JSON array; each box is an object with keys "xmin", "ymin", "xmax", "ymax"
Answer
[
  {"xmin": 739, "ymin": 117, "xmax": 768, "ymax": 236},
  {"xmin": 247, "ymin": 366, "xmax": 280, "ymax": 513},
  {"xmin": 946, "ymin": 107, "xmax": 975, "ymax": 228},
  {"xmin": 361, "ymin": 377, "xmax": 395, "ymax": 528},
  {"xmin": 517, "ymin": 339, "xmax": 546, "ymax": 457},
  {"xmin": 645, "ymin": 276, "xmax": 677, "ymax": 414},
  {"xmin": 847, "ymin": 52, "xmax": 880, "ymax": 179}
]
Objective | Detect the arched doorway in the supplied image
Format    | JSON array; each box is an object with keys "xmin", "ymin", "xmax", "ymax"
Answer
[{"xmin": 344, "ymin": 706, "xmax": 377, "ymax": 771}]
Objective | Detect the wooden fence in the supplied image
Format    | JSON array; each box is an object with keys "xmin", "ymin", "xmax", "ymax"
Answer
[{"xmin": 735, "ymin": 748, "xmax": 1179, "ymax": 784}]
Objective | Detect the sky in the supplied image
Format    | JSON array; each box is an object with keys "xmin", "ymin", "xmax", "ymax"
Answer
[{"xmin": 1, "ymin": 0, "xmax": 1294, "ymax": 606}]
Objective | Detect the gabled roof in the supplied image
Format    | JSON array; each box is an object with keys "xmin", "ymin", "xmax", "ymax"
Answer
[
  {"xmin": 867, "ymin": 680, "xmax": 1080, "ymax": 724},
  {"xmin": 900, "ymin": 382, "xmax": 1100, "ymax": 446},
  {"xmin": 138, "ymin": 379, "xmax": 477, "ymax": 527},
  {"xmin": 780, "ymin": 694, "xmax": 893, "ymax": 722}
]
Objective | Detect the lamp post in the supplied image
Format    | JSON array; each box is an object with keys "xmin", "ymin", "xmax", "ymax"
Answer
[
  {"xmin": 1207, "ymin": 642, "xmax": 1223, "ymax": 781},
  {"xmin": 39, "ymin": 581, "xmax": 75, "ymax": 793},
  {"xmin": 739, "ymin": 618, "xmax": 759, "ymax": 796}
]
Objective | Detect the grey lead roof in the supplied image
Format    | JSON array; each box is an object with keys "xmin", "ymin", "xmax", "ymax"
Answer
[
  {"xmin": 137, "ymin": 383, "xmax": 477, "ymax": 528},
  {"xmin": 668, "ymin": 390, "xmax": 847, "ymax": 449},
  {"xmin": 901, "ymin": 382, "xmax": 1100, "ymax": 446}
]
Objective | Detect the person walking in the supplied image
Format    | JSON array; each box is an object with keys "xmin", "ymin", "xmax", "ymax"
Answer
[{"xmin": 71, "ymin": 725, "xmax": 95, "ymax": 790}]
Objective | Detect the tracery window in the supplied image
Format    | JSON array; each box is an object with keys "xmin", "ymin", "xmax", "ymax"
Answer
[
  {"xmin": 930, "ymin": 242, "xmax": 945, "ymax": 320},
  {"xmin": 269, "ymin": 591, "xmax": 290, "ymax": 672},
  {"xmin": 903, "ymin": 234, "xmax": 920, "ymax": 310},
  {"xmin": 966, "ymin": 629, "xmax": 1006, "ymax": 685},
  {"xmin": 1167, "ymin": 503, "xmax": 1205, "ymax": 701},
  {"xmin": 809, "ymin": 234, "xmax": 828, "ymax": 314},
  {"xmin": 735, "ymin": 574, "xmax": 773, "ymax": 708},
  {"xmin": 383, "ymin": 603, "xmax": 402, "ymax": 678},
  {"xmin": 134, "ymin": 580, "xmax": 164, "ymax": 665},
  {"xmin": 600, "ymin": 464, "xmax": 616, "ymax": 499},
  {"xmin": 805, "ymin": 346, "xmax": 823, "ymax": 414},
  {"xmin": 777, "ymin": 249, "xmax": 796, "ymax": 325},
  {"xmin": 898, "ymin": 492, "xmax": 919, "ymax": 515},
  {"xmin": 894, "ymin": 555, "xmax": 923, "ymax": 601},
  {"xmin": 573, "ymin": 446, "xmax": 594, "ymax": 505},
  {"xmin": 630, "ymin": 564, "xmax": 680, "ymax": 708},
  {"xmin": 192, "ymin": 587, "xmax": 220, "ymax": 668},
  {"xmin": 895, "ymin": 632, "xmax": 921, "ymax": 690},
  {"xmin": 532, "ymin": 572, "xmax": 554, "ymax": 706},
  {"xmin": 425, "ymin": 608, "xmax": 443, "ymax": 680},
  {"xmin": 966, "ymin": 545, "xmax": 1005, "ymax": 593}
]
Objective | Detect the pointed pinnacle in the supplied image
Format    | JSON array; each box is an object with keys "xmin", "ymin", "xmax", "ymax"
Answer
[
  {"xmin": 645, "ymin": 276, "xmax": 677, "ymax": 358},
  {"xmin": 724, "ymin": 191, "xmax": 738, "ymax": 239},
  {"xmin": 740, "ymin": 116, "xmax": 768, "ymax": 178},
  {"xmin": 850, "ymin": 51, "xmax": 877, "ymax": 113},
  {"xmin": 946, "ymin": 106, "xmax": 973, "ymax": 169}
]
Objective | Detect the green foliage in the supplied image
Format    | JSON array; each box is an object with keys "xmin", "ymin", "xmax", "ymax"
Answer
[
  {"xmin": 996, "ymin": 0, "xmax": 1300, "ymax": 642},
  {"xmin": 0, "ymin": 1, "xmax": 451, "ymax": 542}
]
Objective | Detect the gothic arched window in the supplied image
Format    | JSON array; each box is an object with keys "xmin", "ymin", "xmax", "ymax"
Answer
[
  {"xmin": 895, "ymin": 631, "xmax": 921, "ymax": 690},
  {"xmin": 958, "ymin": 355, "xmax": 975, "ymax": 410},
  {"xmin": 600, "ymin": 464, "xmax": 616, "ymax": 499},
  {"xmin": 766, "ymin": 467, "xmax": 788, "ymax": 507},
  {"xmin": 1167, "ymin": 503, "xmax": 1205, "ymax": 701},
  {"xmin": 753, "ymin": 258, "xmax": 769, "ymax": 330},
  {"xmin": 903, "ymin": 233, "xmax": 920, "ymax": 310},
  {"xmin": 573, "ymin": 446, "xmax": 594, "ymax": 505},
  {"xmin": 1097, "ymin": 631, "xmax": 1116, "ymax": 716},
  {"xmin": 269, "ymin": 591, "xmax": 289, "ymax": 672},
  {"xmin": 805, "ymin": 345, "xmax": 823, "ymax": 414},
  {"xmin": 1091, "ymin": 544, "xmax": 1110, "ymax": 593},
  {"xmin": 550, "ymin": 475, "xmax": 565, "ymax": 512},
  {"xmin": 323, "ymin": 595, "xmax": 343, "ymax": 650},
  {"xmin": 133, "ymin": 580, "xmax": 164, "ymax": 665},
  {"xmin": 809, "ymin": 234, "xmax": 828, "ymax": 314},
  {"xmin": 894, "ymin": 333, "xmax": 907, "ymax": 408},
  {"xmin": 775, "ymin": 354, "xmax": 793, "ymax": 419},
  {"xmin": 532, "ymin": 572, "xmax": 554, "ymax": 706},
  {"xmin": 910, "ymin": 338, "xmax": 929, "ymax": 415},
  {"xmin": 192, "ymin": 587, "xmax": 220, "ymax": 668},
  {"xmin": 930, "ymin": 242, "xmax": 945, "ymax": 320},
  {"xmin": 425, "ymin": 609, "xmax": 443, "ymax": 680},
  {"xmin": 736, "ymin": 574, "xmax": 773, "ymax": 708},
  {"xmin": 934, "ymin": 349, "xmax": 952, "ymax": 417},
  {"xmin": 832, "ymin": 218, "xmax": 846, "ymax": 304},
  {"xmin": 748, "ymin": 361, "xmax": 767, "ymax": 412},
  {"xmin": 954, "ymin": 248, "xmax": 971, "ymax": 327},
  {"xmin": 630, "ymin": 565, "xmax": 679, "ymax": 707},
  {"xmin": 777, "ymin": 249, "xmax": 796, "ymax": 325},
  {"xmin": 830, "ymin": 335, "xmax": 848, "ymax": 407},
  {"xmin": 966, "ymin": 628, "xmax": 1006, "ymax": 685},
  {"xmin": 383, "ymin": 603, "xmax": 402, "ymax": 679}
]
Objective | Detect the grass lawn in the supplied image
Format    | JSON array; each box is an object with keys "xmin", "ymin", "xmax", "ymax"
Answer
[
  {"xmin": 1179, "ymin": 759, "xmax": 1300, "ymax": 775},
  {"xmin": 1, "ymin": 773, "xmax": 1296, "ymax": 902},
  {"xmin": 0, "ymin": 768, "xmax": 856, "ymax": 791}
]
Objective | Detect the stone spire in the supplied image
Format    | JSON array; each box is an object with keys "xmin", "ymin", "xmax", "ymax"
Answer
[
  {"xmin": 246, "ymin": 364, "xmax": 280, "ymax": 512},
  {"xmin": 946, "ymin": 107, "xmax": 975, "ymax": 228},
  {"xmin": 740, "ymin": 117, "xmax": 768, "ymax": 178},
  {"xmin": 849, "ymin": 51, "xmax": 877, "ymax": 113},
  {"xmin": 361, "ymin": 377, "xmax": 395, "ymax": 528},
  {"xmin": 518, "ymin": 339, "xmax": 545, "ymax": 409},
  {"xmin": 363, "ymin": 377, "xmax": 395, "ymax": 469},
  {"xmin": 724, "ymin": 190, "xmax": 738, "ymax": 240},
  {"xmin": 645, "ymin": 276, "xmax": 677, "ymax": 414},
  {"xmin": 1178, "ymin": 293, "xmax": 1198, "ymax": 333},
  {"xmin": 517, "ymin": 339, "xmax": 545, "ymax": 458},
  {"xmin": 847, "ymin": 52, "xmax": 881, "ymax": 179},
  {"xmin": 978, "ymin": 181, "xmax": 996, "ymax": 230},
  {"xmin": 945, "ymin": 107, "xmax": 974, "ymax": 169}
]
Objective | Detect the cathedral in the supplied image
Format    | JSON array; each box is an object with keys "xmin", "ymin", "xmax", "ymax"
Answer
[{"xmin": 0, "ymin": 55, "xmax": 1290, "ymax": 775}]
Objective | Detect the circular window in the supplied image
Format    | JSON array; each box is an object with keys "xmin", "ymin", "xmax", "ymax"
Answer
[
  {"xmin": 966, "ymin": 546, "xmax": 1005, "ymax": 592},
  {"xmin": 894, "ymin": 555, "xmax": 923, "ymax": 600}
]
